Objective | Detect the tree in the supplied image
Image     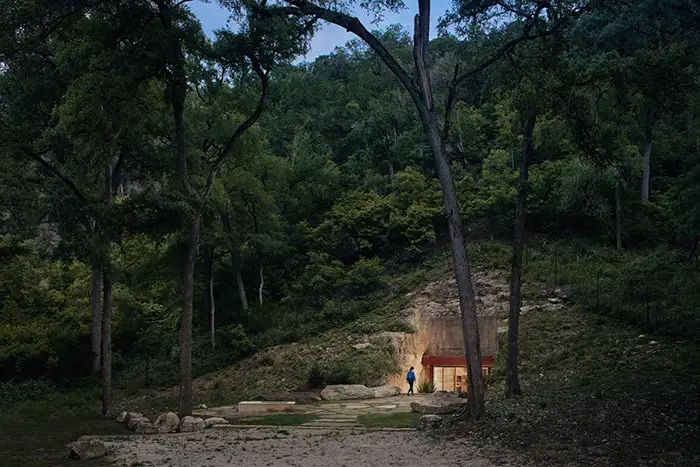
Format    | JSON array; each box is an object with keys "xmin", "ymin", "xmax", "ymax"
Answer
[
  {"xmin": 258, "ymin": 0, "xmax": 492, "ymax": 416},
  {"xmin": 155, "ymin": 0, "xmax": 307, "ymax": 415}
]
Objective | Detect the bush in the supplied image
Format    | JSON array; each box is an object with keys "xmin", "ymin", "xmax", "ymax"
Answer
[{"xmin": 417, "ymin": 381, "xmax": 435, "ymax": 393}]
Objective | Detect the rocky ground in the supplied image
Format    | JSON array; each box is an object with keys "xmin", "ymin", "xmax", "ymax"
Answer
[{"xmin": 102, "ymin": 427, "xmax": 542, "ymax": 467}]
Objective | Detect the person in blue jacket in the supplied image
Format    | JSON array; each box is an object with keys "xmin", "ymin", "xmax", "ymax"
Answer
[{"xmin": 406, "ymin": 366, "xmax": 416, "ymax": 395}]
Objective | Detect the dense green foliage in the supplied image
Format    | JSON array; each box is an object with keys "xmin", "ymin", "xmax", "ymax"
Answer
[{"xmin": 1, "ymin": 0, "xmax": 699, "ymax": 395}]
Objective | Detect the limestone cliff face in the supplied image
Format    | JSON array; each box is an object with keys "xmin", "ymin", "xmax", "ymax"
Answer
[{"xmin": 382, "ymin": 269, "xmax": 512, "ymax": 388}]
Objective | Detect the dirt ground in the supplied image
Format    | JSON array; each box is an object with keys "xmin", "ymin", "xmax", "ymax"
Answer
[{"xmin": 104, "ymin": 427, "xmax": 543, "ymax": 467}]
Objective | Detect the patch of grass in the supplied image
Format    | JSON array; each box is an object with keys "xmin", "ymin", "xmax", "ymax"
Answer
[
  {"xmin": 357, "ymin": 412, "xmax": 420, "ymax": 428},
  {"xmin": 0, "ymin": 389, "xmax": 130, "ymax": 467},
  {"xmin": 237, "ymin": 413, "xmax": 320, "ymax": 426}
]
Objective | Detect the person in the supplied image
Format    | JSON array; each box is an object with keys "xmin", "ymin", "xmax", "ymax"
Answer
[{"xmin": 406, "ymin": 366, "xmax": 416, "ymax": 395}]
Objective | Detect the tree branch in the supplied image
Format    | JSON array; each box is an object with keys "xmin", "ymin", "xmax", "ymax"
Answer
[
  {"xmin": 24, "ymin": 148, "xmax": 88, "ymax": 202},
  {"xmin": 442, "ymin": 61, "xmax": 461, "ymax": 141},
  {"xmin": 282, "ymin": 0, "xmax": 420, "ymax": 101},
  {"xmin": 204, "ymin": 57, "xmax": 270, "ymax": 197},
  {"xmin": 413, "ymin": 0, "xmax": 434, "ymax": 110}
]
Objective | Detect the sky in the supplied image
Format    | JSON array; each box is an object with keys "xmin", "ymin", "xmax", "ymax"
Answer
[{"xmin": 188, "ymin": 0, "xmax": 454, "ymax": 62}]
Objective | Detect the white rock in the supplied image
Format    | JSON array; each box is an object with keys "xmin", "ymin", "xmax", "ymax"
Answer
[
  {"xmin": 204, "ymin": 417, "xmax": 229, "ymax": 428},
  {"xmin": 68, "ymin": 440, "xmax": 107, "ymax": 460},
  {"xmin": 135, "ymin": 421, "xmax": 158, "ymax": 434},
  {"xmin": 411, "ymin": 393, "xmax": 468, "ymax": 414},
  {"xmin": 116, "ymin": 411, "xmax": 128, "ymax": 423},
  {"xmin": 421, "ymin": 414, "xmax": 443, "ymax": 429},
  {"xmin": 180, "ymin": 416, "xmax": 206, "ymax": 432},
  {"xmin": 126, "ymin": 414, "xmax": 149, "ymax": 431},
  {"xmin": 371, "ymin": 385, "xmax": 400, "ymax": 398},
  {"xmin": 153, "ymin": 412, "xmax": 180, "ymax": 433},
  {"xmin": 320, "ymin": 384, "xmax": 374, "ymax": 400}
]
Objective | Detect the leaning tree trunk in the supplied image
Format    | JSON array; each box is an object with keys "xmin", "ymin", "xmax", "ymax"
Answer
[
  {"xmin": 179, "ymin": 212, "xmax": 200, "ymax": 417},
  {"xmin": 101, "ymin": 274, "xmax": 113, "ymax": 417},
  {"xmin": 90, "ymin": 262, "xmax": 102, "ymax": 375},
  {"xmin": 505, "ymin": 113, "xmax": 536, "ymax": 398},
  {"xmin": 412, "ymin": 0, "xmax": 484, "ymax": 418}
]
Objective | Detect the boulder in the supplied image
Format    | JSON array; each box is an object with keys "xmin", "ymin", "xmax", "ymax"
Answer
[
  {"xmin": 68, "ymin": 440, "xmax": 107, "ymax": 460},
  {"xmin": 116, "ymin": 411, "xmax": 128, "ymax": 423},
  {"xmin": 180, "ymin": 416, "xmax": 206, "ymax": 432},
  {"xmin": 320, "ymin": 384, "xmax": 374, "ymax": 400},
  {"xmin": 126, "ymin": 414, "xmax": 149, "ymax": 431},
  {"xmin": 204, "ymin": 417, "xmax": 229, "ymax": 428},
  {"xmin": 135, "ymin": 421, "xmax": 158, "ymax": 434},
  {"xmin": 410, "ymin": 394, "xmax": 469, "ymax": 414},
  {"xmin": 153, "ymin": 412, "xmax": 180, "ymax": 434},
  {"xmin": 371, "ymin": 385, "xmax": 400, "ymax": 398},
  {"xmin": 123, "ymin": 412, "xmax": 143, "ymax": 426},
  {"xmin": 420, "ymin": 414, "xmax": 443, "ymax": 429},
  {"xmin": 251, "ymin": 392, "xmax": 321, "ymax": 404}
]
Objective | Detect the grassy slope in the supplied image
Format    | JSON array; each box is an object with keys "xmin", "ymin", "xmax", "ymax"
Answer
[{"xmin": 475, "ymin": 306, "xmax": 700, "ymax": 467}]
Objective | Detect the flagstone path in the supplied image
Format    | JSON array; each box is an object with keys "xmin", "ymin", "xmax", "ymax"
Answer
[{"xmin": 193, "ymin": 394, "xmax": 430, "ymax": 429}]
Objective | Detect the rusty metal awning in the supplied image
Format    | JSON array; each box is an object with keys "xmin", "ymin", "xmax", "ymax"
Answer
[{"xmin": 421, "ymin": 355, "xmax": 495, "ymax": 367}]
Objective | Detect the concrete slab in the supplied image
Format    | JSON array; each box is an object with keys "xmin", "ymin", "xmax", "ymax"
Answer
[{"xmin": 238, "ymin": 401, "xmax": 296, "ymax": 414}]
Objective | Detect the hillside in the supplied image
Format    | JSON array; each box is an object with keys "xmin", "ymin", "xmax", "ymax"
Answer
[{"xmin": 150, "ymin": 255, "xmax": 699, "ymax": 467}]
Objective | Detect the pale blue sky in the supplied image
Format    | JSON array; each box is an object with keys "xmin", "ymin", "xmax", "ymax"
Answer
[{"xmin": 189, "ymin": 0, "xmax": 453, "ymax": 62}]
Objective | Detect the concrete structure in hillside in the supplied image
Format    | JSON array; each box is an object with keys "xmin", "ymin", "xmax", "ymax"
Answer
[
  {"xmin": 387, "ymin": 313, "xmax": 498, "ymax": 393},
  {"xmin": 420, "ymin": 315, "xmax": 497, "ymax": 392}
]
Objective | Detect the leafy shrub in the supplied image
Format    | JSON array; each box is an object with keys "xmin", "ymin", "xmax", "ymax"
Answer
[{"xmin": 418, "ymin": 381, "xmax": 435, "ymax": 393}]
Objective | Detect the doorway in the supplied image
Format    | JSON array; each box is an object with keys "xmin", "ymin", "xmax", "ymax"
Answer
[{"xmin": 432, "ymin": 366, "xmax": 468, "ymax": 392}]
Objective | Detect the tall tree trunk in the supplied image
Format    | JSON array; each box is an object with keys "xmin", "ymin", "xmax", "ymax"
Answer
[
  {"xmin": 505, "ymin": 113, "xmax": 536, "ymax": 398},
  {"xmin": 221, "ymin": 213, "xmax": 249, "ymax": 311},
  {"xmin": 615, "ymin": 175, "xmax": 622, "ymax": 250},
  {"xmin": 641, "ymin": 108, "xmax": 654, "ymax": 203},
  {"xmin": 411, "ymin": 1, "xmax": 484, "ymax": 416},
  {"xmin": 179, "ymin": 213, "xmax": 200, "ymax": 417},
  {"xmin": 413, "ymin": 0, "xmax": 484, "ymax": 419},
  {"xmin": 101, "ymin": 274, "xmax": 113, "ymax": 417},
  {"xmin": 641, "ymin": 136, "xmax": 652, "ymax": 203},
  {"xmin": 421, "ymin": 109, "xmax": 484, "ymax": 418},
  {"xmin": 90, "ymin": 262, "xmax": 102, "ymax": 375},
  {"xmin": 101, "ymin": 161, "xmax": 114, "ymax": 417},
  {"xmin": 236, "ymin": 269, "xmax": 248, "ymax": 312},
  {"xmin": 258, "ymin": 265, "xmax": 264, "ymax": 308},
  {"xmin": 209, "ymin": 248, "xmax": 216, "ymax": 349}
]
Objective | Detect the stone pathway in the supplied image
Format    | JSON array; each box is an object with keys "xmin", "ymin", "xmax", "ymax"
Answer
[{"xmin": 193, "ymin": 395, "xmax": 430, "ymax": 429}]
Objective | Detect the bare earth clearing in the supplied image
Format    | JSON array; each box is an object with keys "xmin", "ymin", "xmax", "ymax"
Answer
[{"xmin": 104, "ymin": 427, "xmax": 540, "ymax": 467}]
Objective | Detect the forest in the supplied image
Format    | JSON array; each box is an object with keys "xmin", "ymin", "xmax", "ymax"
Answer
[{"xmin": 1, "ymin": 0, "xmax": 700, "ymax": 461}]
